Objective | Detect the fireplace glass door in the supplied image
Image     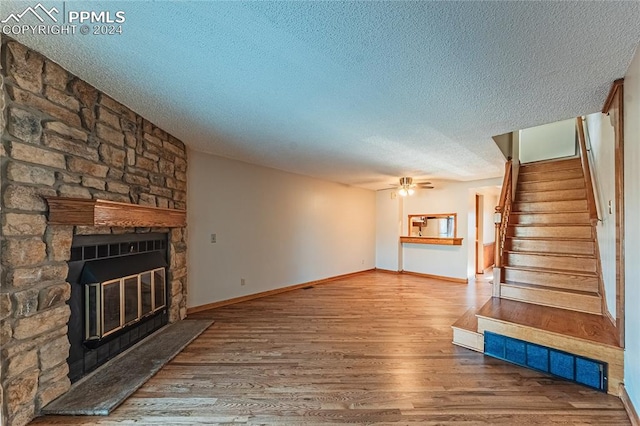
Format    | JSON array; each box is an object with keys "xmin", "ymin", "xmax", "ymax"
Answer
[
  {"xmin": 86, "ymin": 267, "xmax": 166, "ymax": 340},
  {"xmin": 124, "ymin": 275, "xmax": 139, "ymax": 324},
  {"xmin": 153, "ymin": 269, "xmax": 165, "ymax": 312},
  {"xmin": 141, "ymin": 271, "xmax": 153, "ymax": 316},
  {"xmin": 102, "ymin": 279, "xmax": 122, "ymax": 336}
]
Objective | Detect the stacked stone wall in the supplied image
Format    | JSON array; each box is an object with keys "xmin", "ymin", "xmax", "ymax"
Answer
[{"xmin": 0, "ymin": 37, "xmax": 188, "ymax": 426}]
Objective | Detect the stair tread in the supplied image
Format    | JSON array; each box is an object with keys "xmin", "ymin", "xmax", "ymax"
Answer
[
  {"xmin": 505, "ymin": 250, "xmax": 595, "ymax": 259},
  {"xmin": 517, "ymin": 182, "xmax": 585, "ymax": 192},
  {"xmin": 517, "ymin": 175, "xmax": 583, "ymax": 183},
  {"xmin": 476, "ymin": 298, "xmax": 620, "ymax": 348},
  {"xmin": 514, "ymin": 199, "xmax": 586, "ymax": 204},
  {"xmin": 502, "ymin": 281, "xmax": 600, "ymax": 297},
  {"xmin": 520, "ymin": 156, "xmax": 580, "ymax": 166},
  {"xmin": 507, "ymin": 236, "xmax": 592, "ymax": 241},
  {"xmin": 518, "ymin": 188, "xmax": 584, "ymax": 193},
  {"xmin": 511, "ymin": 211, "xmax": 589, "ymax": 214},
  {"xmin": 519, "ymin": 167, "xmax": 582, "ymax": 174},
  {"xmin": 503, "ymin": 265, "xmax": 598, "ymax": 277},
  {"xmin": 508, "ymin": 223, "xmax": 591, "ymax": 227},
  {"xmin": 513, "ymin": 195, "xmax": 584, "ymax": 204}
]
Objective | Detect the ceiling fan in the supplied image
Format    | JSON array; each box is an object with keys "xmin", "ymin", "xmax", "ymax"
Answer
[{"xmin": 392, "ymin": 177, "xmax": 434, "ymax": 196}]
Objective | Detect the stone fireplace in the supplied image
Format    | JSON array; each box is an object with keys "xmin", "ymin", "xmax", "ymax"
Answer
[{"xmin": 1, "ymin": 37, "xmax": 188, "ymax": 426}]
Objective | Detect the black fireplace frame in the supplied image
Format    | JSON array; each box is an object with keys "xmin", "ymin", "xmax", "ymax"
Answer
[{"xmin": 66, "ymin": 233, "xmax": 169, "ymax": 383}]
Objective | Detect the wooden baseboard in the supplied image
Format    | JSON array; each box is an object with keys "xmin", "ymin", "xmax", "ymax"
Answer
[
  {"xmin": 186, "ymin": 269, "xmax": 375, "ymax": 314},
  {"xmin": 621, "ymin": 384, "xmax": 640, "ymax": 426},
  {"xmin": 374, "ymin": 268, "xmax": 401, "ymax": 274},
  {"xmin": 400, "ymin": 270, "xmax": 468, "ymax": 284}
]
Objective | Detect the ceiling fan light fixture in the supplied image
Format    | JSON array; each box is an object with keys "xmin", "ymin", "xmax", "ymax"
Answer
[
  {"xmin": 399, "ymin": 177, "xmax": 413, "ymax": 186},
  {"xmin": 397, "ymin": 176, "xmax": 416, "ymax": 196}
]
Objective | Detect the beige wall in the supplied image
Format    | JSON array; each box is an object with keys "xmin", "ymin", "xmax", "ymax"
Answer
[
  {"xmin": 375, "ymin": 190, "xmax": 402, "ymax": 271},
  {"xmin": 187, "ymin": 150, "xmax": 376, "ymax": 307},
  {"xmin": 623, "ymin": 45, "xmax": 640, "ymax": 414},
  {"xmin": 585, "ymin": 112, "xmax": 617, "ymax": 319}
]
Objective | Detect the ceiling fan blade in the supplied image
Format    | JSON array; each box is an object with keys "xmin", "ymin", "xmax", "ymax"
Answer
[{"xmin": 418, "ymin": 185, "xmax": 434, "ymax": 189}]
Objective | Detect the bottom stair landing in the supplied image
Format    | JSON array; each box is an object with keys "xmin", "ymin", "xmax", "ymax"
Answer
[{"xmin": 452, "ymin": 298, "xmax": 623, "ymax": 396}]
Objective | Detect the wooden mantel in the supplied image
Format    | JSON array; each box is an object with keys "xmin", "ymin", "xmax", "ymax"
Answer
[{"xmin": 46, "ymin": 197, "xmax": 186, "ymax": 228}]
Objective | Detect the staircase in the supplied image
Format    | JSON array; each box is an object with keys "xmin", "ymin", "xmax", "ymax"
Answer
[
  {"xmin": 453, "ymin": 153, "xmax": 623, "ymax": 396},
  {"xmin": 501, "ymin": 157, "xmax": 603, "ymax": 315}
]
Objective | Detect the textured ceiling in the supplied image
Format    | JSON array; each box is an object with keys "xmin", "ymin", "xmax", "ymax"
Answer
[{"xmin": 3, "ymin": 1, "xmax": 639, "ymax": 189}]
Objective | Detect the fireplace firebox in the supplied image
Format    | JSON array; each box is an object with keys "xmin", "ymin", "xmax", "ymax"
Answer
[{"xmin": 66, "ymin": 233, "xmax": 169, "ymax": 383}]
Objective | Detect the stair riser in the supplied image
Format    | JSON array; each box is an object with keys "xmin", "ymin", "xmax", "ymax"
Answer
[
  {"xmin": 508, "ymin": 226, "xmax": 592, "ymax": 239},
  {"xmin": 517, "ymin": 189, "xmax": 586, "ymax": 203},
  {"xmin": 500, "ymin": 285, "xmax": 602, "ymax": 315},
  {"xmin": 506, "ymin": 253, "xmax": 597, "ymax": 272},
  {"xmin": 519, "ymin": 159, "xmax": 581, "ymax": 173},
  {"xmin": 452, "ymin": 327, "xmax": 484, "ymax": 352},
  {"xmin": 506, "ymin": 239, "xmax": 595, "ymax": 256},
  {"xmin": 504, "ymin": 268, "xmax": 599, "ymax": 292},
  {"xmin": 513, "ymin": 200, "xmax": 587, "ymax": 213},
  {"xmin": 518, "ymin": 169, "xmax": 583, "ymax": 183},
  {"xmin": 511, "ymin": 212, "xmax": 591, "ymax": 225},
  {"xmin": 518, "ymin": 178, "xmax": 585, "ymax": 192}
]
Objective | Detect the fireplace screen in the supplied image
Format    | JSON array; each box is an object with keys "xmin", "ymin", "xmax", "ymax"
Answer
[{"xmin": 85, "ymin": 267, "xmax": 166, "ymax": 340}]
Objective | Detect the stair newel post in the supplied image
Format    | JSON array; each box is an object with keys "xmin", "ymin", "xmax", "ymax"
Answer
[{"xmin": 493, "ymin": 208, "xmax": 503, "ymax": 297}]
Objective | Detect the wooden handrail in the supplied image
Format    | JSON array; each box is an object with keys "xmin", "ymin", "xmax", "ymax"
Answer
[
  {"xmin": 494, "ymin": 160, "xmax": 513, "ymax": 269},
  {"xmin": 576, "ymin": 117, "xmax": 598, "ymax": 223},
  {"xmin": 496, "ymin": 160, "xmax": 512, "ymax": 213},
  {"xmin": 602, "ymin": 79, "xmax": 624, "ymax": 114}
]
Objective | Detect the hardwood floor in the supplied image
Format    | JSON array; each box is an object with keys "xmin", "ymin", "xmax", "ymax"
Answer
[{"xmin": 30, "ymin": 271, "xmax": 630, "ymax": 425}]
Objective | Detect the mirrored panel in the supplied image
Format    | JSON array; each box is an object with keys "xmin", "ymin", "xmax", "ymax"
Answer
[{"xmin": 408, "ymin": 214, "xmax": 457, "ymax": 238}]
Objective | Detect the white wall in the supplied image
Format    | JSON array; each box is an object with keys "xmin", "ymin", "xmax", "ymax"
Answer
[
  {"xmin": 187, "ymin": 150, "xmax": 376, "ymax": 307},
  {"xmin": 519, "ymin": 119, "xmax": 577, "ymax": 163},
  {"xmin": 585, "ymin": 112, "xmax": 616, "ymax": 318},
  {"xmin": 378, "ymin": 178, "xmax": 501, "ymax": 280},
  {"xmin": 624, "ymin": 46, "xmax": 640, "ymax": 414},
  {"xmin": 376, "ymin": 189, "xmax": 402, "ymax": 271}
]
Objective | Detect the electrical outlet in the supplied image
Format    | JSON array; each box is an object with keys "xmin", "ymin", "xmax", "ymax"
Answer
[
  {"xmin": 361, "ymin": 259, "xmax": 364, "ymax": 265},
  {"xmin": 240, "ymin": 278, "xmax": 246, "ymax": 286},
  {"xmin": 211, "ymin": 233, "xmax": 216, "ymax": 243}
]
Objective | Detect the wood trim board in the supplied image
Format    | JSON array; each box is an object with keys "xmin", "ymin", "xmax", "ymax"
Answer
[
  {"xmin": 602, "ymin": 79, "xmax": 626, "ymax": 346},
  {"xmin": 187, "ymin": 269, "xmax": 375, "ymax": 314},
  {"xmin": 374, "ymin": 268, "xmax": 401, "ymax": 274},
  {"xmin": 620, "ymin": 384, "xmax": 640, "ymax": 426},
  {"xmin": 400, "ymin": 237, "xmax": 463, "ymax": 245},
  {"xmin": 602, "ymin": 79, "xmax": 624, "ymax": 114},
  {"xmin": 46, "ymin": 197, "xmax": 186, "ymax": 228},
  {"xmin": 400, "ymin": 270, "xmax": 468, "ymax": 284},
  {"xmin": 483, "ymin": 242, "xmax": 495, "ymax": 270}
]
